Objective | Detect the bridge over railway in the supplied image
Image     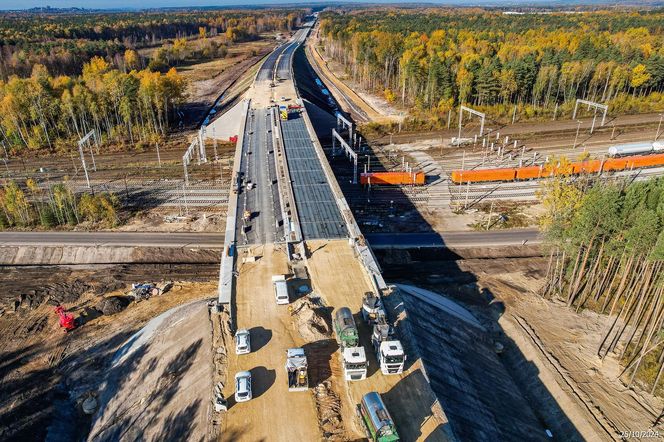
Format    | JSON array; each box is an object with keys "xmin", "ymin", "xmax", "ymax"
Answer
[{"xmin": 216, "ymin": 20, "xmax": 451, "ymax": 441}]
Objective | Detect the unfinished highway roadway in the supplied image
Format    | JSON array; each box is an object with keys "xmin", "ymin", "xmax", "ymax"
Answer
[
  {"xmin": 215, "ymin": 20, "xmax": 456, "ymax": 441},
  {"xmin": 213, "ymin": 17, "xmax": 561, "ymax": 441}
]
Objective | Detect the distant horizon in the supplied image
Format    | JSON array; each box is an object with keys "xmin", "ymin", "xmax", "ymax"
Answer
[{"xmin": 1, "ymin": 0, "xmax": 662, "ymax": 12}]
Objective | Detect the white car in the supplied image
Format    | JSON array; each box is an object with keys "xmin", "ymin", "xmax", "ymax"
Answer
[
  {"xmin": 235, "ymin": 371, "xmax": 252, "ymax": 402},
  {"xmin": 235, "ymin": 329, "xmax": 251, "ymax": 355},
  {"xmin": 272, "ymin": 275, "xmax": 289, "ymax": 305}
]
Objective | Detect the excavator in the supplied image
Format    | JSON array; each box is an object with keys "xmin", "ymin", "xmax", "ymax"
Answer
[{"xmin": 55, "ymin": 306, "xmax": 76, "ymax": 332}]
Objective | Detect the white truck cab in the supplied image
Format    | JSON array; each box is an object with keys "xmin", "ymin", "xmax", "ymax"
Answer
[
  {"xmin": 342, "ymin": 346, "xmax": 368, "ymax": 381},
  {"xmin": 272, "ymin": 275, "xmax": 289, "ymax": 305},
  {"xmin": 378, "ymin": 340, "xmax": 406, "ymax": 375}
]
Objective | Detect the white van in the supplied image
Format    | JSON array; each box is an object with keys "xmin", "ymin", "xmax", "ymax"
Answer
[{"xmin": 272, "ymin": 275, "xmax": 289, "ymax": 305}]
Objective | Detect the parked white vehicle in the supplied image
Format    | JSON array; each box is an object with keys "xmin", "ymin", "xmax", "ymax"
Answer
[
  {"xmin": 235, "ymin": 371, "xmax": 252, "ymax": 402},
  {"xmin": 272, "ymin": 275, "xmax": 289, "ymax": 305},
  {"xmin": 342, "ymin": 346, "xmax": 368, "ymax": 381},
  {"xmin": 235, "ymin": 329, "xmax": 251, "ymax": 355}
]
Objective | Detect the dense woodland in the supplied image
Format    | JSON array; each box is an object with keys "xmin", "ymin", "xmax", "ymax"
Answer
[
  {"xmin": 0, "ymin": 58, "xmax": 186, "ymax": 153},
  {"xmin": 320, "ymin": 9, "xmax": 664, "ymax": 125},
  {"xmin": 0, "ymin": 9, "xmax": 305, "ymax": 154},
  {"xmin": 540, "ymin": 170, "xmax": 664, "ymax": 394},
  {"xmin": 0, "ymin": 9, "xmax": 304, "ymax": 78},
  {"xmin": 0, "ymin": 179, "xmax": 119, "ymax": 228}
]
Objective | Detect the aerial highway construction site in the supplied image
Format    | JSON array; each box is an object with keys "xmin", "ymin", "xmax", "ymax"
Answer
[{"xmin": 2, "ymin": 7, "xmax": 664, "ymax": 442}]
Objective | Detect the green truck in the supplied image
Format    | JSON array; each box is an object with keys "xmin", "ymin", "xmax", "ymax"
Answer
[
  {"xmin": 358, "ymin": 392, "xmax": 400, "ymax": 442},
  {"xmin": 334, "ymin": 307, "xmax": 359, "ymax": 348}
]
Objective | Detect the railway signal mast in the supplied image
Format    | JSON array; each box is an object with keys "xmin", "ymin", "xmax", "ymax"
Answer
[
  {"xmin": 455, "ymin": 105, "xmax": 486, "ymax": 146},
  {"xmin": 77, "ymin": 129, "xmax": 98, "ymax": 188},
  {"xmin": 573, "ymin": 99, "xmax": 608, "ymax": 134},
  {"xmin": 332, "ymin": 128, "xmax": 358, "ymax": 184}
]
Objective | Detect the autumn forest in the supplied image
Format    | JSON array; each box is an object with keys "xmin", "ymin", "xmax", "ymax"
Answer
[
  {"xmin": 0, "ymin": 9, "xmax": 304, "ymax": 154},
  {"xmin": 319, "ymin": 8, "xmax": 664, "ymax": 125}
]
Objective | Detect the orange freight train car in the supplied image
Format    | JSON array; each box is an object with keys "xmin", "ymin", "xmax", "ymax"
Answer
[
  {"xmin": 450, "ymin": 152, "xmax": 664, "ymax": 184},
  {"xmin": 360, "ymin": 171, "xmax": 426, "ymax": 185},
  {"xmin": 515, "ymin": 166, "xmax": 542, "ymax": 180},
  {"xmin": 450, "ymin": 168, "xmax": 517, "ymax": 184},
  {"xmin": 571, "ymin": 159, "xmax": 602, "ymax": 174},
  {"xmin": 603, "ymin": 157, "xmax": 628, "ymax": 172},
  {"xmin": 627, "ymin": 153, "xmax": 664, "ymax": 169}
]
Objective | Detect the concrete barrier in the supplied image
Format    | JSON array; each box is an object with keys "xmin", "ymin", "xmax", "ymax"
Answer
[{"xmin": 218, "ymin": 99, "xmax": 250, "ymax": 304}]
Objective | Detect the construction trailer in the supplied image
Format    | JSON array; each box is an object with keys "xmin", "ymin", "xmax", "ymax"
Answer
[
  {"xmin": 286, "ymin": 348, "xmax": 308, "ymax": 391},
  {"xmin": 358, "ymin": 392, "xmax": 400, "ymax": 442},
  {"xmin": 372, "ymin": 318, "xmax": 406, "ymax": 375}
]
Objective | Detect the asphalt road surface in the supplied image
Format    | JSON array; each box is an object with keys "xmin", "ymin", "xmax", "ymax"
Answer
[
  {"xmin": 0, "ymin": 229, "xmax": 540, "ymax": 249},
  {"xmin": 235, "ymin": 108, "xmax": 282, "ymax": 245},
  {"xmin": 256, "ymin": 43, "xmax": 289, "ymax": 82}
]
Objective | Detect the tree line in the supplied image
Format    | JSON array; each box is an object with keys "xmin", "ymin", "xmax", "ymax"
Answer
[
  {"xmin": 540, "ymin": 169, "xmax": 664, "ymax": 395},
  {"xmin": 0, "ymin": 179, "xmax": 119, "ymax": 228},
  {"xmin": 0, "ymin": 9, "xmax": 305, "ymax": 79},
  {"xmin": 0, "ymin": 57, "xmax": 186, "ymax": 154},
  {"xmin": 319, "ymin": 8, "xmax": 664, "ymax": 124}
]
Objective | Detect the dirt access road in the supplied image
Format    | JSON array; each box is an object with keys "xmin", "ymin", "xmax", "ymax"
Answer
[
  {"xmin": 223, "ymin": 241, "xmax": 447, "ymax": 441},
  {"xmin": 223, "ymin": 244, "xmax": 321, "ymax": 441},
  {"xmin": 305, "ymin": 239, "xmax": 447, "ymax": 441}
]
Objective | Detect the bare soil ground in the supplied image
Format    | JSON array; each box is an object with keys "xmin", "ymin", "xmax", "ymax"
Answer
[
  {"xmin": 0, "ymin": 263, "xmax": 219, "ymax": 441},
  {"xmin": 222, "ymin": 244, "xmax": 322, "ymax": 442},
  {"xmin": 304, "ymin": 239, "xmax": 447, "ymax": 441},
  {"xmin": 385, "ymin": 256, "xmax": 664, "ymax": 440},
  {"xmin": 180, "ymin": 39, "xmax": 275, "ymax": 128}
]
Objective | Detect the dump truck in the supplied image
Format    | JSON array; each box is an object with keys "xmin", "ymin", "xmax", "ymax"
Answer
[
  {"xmin": 334, "ymin": 307, "xmax": 359, "ymax": 348},
  {"xmin": 372, "ymin": 318, "xmax": 406, "ymax": 375},
  {"xmin": 358, "ymin": 392, "xmax": 400, "ymax": 442},
  {"xmin": 286, "ymin": 348, "xmax": 308, "ymax": 391},
  {"xmin": 342, "ymin": 346, "xmax": 368, "ymax": 381},
  {"xmin": 279, "ymin": 105, "xmax": 288, "ymax": 120},
  {"xmin": 362, "ymin": 292, "xmax": 386, "ymax": 325}
]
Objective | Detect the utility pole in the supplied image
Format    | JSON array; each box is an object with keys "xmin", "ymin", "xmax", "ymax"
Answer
[
  {"xmin": 78, "ymin": 140, "xmax": 91, "ymax": 188},
  {"xmin": 464, "ymin": 181, "xmax": 470, "ymax": 209},
  {"xmin": 512, "ymin": 105, "xmax": 517, "ymax": 124},
  {"xmin": 182, "ymin": 184, "xmax": 189, "ymax": 215},
  {"xmin": 573, "ymin": 120, "xmax": 582, "ymax": 149},
  {"xmin": 656, "ymin": 114, "xmax": 663, "ymax": 141},
  {"xmin": 1, "ymin": 142, "xmax": 9, "ymax": 176},
  {"xmin": 486, "ymin": 200, "xmax": 494, "ymax": 230},
  {"xmin": 155, "ymin": 141, "xmax": 162, "ymax": 168}
]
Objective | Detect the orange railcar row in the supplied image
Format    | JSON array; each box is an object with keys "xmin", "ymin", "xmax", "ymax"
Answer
[
  {"xmin": 450, "ymin": 153, "xmax": 664, "ymax": 184},
  {"xmin": 360, "ymin": 171, "xmax": 426, "ymax": 185}
]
